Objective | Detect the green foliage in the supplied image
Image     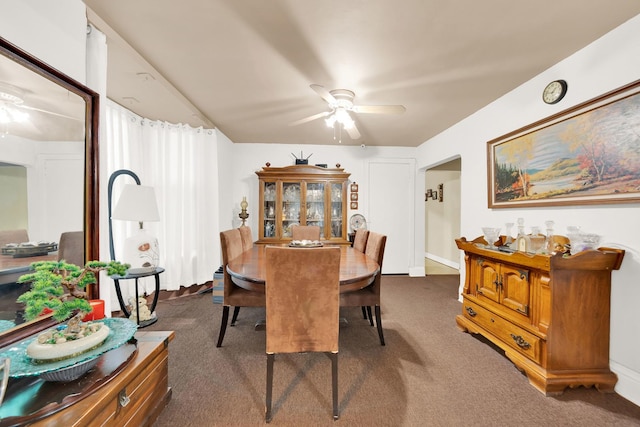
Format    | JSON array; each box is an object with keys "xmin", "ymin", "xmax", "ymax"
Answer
[
  {"xmin": 495, "ymin": 162, "xmax": 519, "ymax": 191},
  {"xmin": 17, "ymin": 260, "xmax": 129, "ymax": 322}
]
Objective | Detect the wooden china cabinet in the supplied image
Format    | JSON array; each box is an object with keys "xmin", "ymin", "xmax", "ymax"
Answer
[
  {"xmin": 256, "ymin": 165, "xmax": 350, "ymax": 245},
  {"xmin": 455, "ymin": 236, "xmax": 625, "ymax": 396}
]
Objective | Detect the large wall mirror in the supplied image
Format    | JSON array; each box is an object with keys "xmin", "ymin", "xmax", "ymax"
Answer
[{"xmin": 0, "ymin": 37, "xmax": 99, "ymax": 345}]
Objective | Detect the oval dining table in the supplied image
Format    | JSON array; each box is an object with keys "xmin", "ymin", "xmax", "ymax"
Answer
[{"xmin": 226, "ymin": 244, "xmax": 380, "ymax": 292}]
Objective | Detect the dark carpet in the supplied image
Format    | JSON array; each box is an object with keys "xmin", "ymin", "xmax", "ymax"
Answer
[{"xmin": 146, "ymin": 275, "xmax": 640, "ymax": 426}]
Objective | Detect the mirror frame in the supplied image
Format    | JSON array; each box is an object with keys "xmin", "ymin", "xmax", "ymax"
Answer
[{"xmin": 0, "ymin": 37, "xmax": 99, "ymax": 346}]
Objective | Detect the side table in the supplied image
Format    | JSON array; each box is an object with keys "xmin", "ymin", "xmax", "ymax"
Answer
[{"xmin": 111, "ymin": 267, "xmax": 164, "ymax": 327}]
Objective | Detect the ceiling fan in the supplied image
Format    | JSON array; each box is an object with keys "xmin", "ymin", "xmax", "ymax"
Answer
[
  {"xmin": 290, "ymin": 84, "xmax": 406, "ymax": 141},
  {"xmin": 0, "ymin": 82, "xmax": 81, "ymax": 124}
]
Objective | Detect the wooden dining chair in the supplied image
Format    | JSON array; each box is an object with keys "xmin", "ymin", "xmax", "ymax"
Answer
[
  {"xmin": 216, "ymin": 228, "xmax": 265, "ymax": 347},
  {"xmin": 352, "ymin": 228, "xmax": 369, "ymax": 253},
  {"xmin": 340, "ymin": 231, "xmax": 387, "ymax": 345},
  {"xmin": 291, "ymin": 225, "xmax": 321, "ymax": 240},
  {"xmin": 239, "ymin": 225, "xmax": 254, "ymax": 251},
  {"xmin": 265, "ymin": 246, "xmax": 341, "ymax": 422}
]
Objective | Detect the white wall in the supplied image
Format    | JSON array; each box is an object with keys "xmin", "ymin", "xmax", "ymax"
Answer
[
  {"xmin": 416, "ymin": 14, "xmax": 640, "ymax": 406},
  {"xmin": 0, "ymin": 0, "xmax": 87, "ymax": 84}
]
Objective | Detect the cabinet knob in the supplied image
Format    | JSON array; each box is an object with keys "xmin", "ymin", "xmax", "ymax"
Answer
[{"xmin": 465, "ymin": 306, "xmax": 477, "ymax": 317}]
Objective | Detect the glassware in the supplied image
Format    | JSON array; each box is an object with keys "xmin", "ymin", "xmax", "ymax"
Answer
[
  {"xmin": 529, "ymin": 226, "xmax": 545, "ymax": 253},
  {"xmin": 504, "ymin": 222, "xmax": 514, "ymax": 246},
  {"xmin": 567, "ymin": 226, "xmax": 582, "ymax": 254},
  {"xmin": 544, "ymin": 220, "xmax": 555, "ymax": 254},
  {"xmin": 572, "ymin": 233, "xmax": 600, "ymax": 254},
  {"xmin": 514, "ymin": 218, "xmax": 529, "ymax": 252},
  {"xmin": 481, "ymin": 227, "xmax": 501, "ymax": 249}
]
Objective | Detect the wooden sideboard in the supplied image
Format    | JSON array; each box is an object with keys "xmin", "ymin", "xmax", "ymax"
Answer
[
  {"xmin": 1, "ymin": 330, "xmax": 174, "ymax": 426},
  {"xmin": 455, "ymin": 236, "xmax": 624, "ymax": 396}
]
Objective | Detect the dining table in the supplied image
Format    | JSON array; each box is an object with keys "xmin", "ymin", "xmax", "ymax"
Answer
[{"xmin": 226, "ymin": 244, "xmax": 380, "ymax": 293}]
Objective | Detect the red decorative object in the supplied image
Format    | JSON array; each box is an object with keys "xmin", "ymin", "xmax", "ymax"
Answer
[{"xmin": 82, "ymin": 299, "xmax": 105, "ymax": 321}]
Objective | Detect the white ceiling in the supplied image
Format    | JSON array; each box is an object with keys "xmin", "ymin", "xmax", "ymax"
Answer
[{"xmin": 83, "ymin": 1, "xmax": 640, "ymax": 147}]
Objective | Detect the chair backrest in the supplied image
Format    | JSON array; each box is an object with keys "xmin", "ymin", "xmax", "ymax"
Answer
[
  {"xmin": 239, "ymin": 226, "xmax": 254, "ymax": 251},
  {"xmin": 220, "ymin": 228, "xmax": 244, "ymax": 298},
  {"xmin": 364, "ymin": 231, "xmax": 387, "ymax": 297},
  {"xmin": 291, "ymin": 225, "xmax": 321, "ymax": 241},
  {"xmin": 353, "ymin": 229, "xmax": 369, "ymax": 253},
  {"xmin": 58, "ymin": 231, "xmax": 84, "ymax": 266},
  {"xmin": 365, "ymin": 231, "xmax": 387, "ymax": 267},
  {"xmin": 0, "ymin": 229, "xmax": 29, "ymax": 247},
  {"xmin": 265, "ymin": 246, "xmax": 341, "ymax": 354}
]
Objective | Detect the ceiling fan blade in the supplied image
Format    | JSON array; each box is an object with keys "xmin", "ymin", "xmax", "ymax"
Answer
[
  {"xmin": 346, "ymin": 123, "xmax": 361, "ymax": 140},
  {"xmin": 19, "ymin": 104, "xmax": 83, "ymax": 121},
  {"xmin": 310, "ymin": 84, "xmax": 337, "ymax": 105},
  {"xmin": 289, "ymin": 110, "xmax": 332, "ymax": 126},
  {"xmin": 352, "ymin": 104, "xmax": 406, "ymax": 115}
]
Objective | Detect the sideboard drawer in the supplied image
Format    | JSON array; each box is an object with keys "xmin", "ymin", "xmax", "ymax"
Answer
[{"xmin": 462, "ymin": 298, "xmax": 542, "ymax": 364}]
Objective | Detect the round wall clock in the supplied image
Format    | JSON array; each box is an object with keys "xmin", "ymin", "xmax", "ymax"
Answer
[
  {"xmin": 349, "ymin": 214, "xmax": 367, "ymax": 231},
  {"xmin": 542, "ymin": 80, "xmax": 568, "ymax": 104}
]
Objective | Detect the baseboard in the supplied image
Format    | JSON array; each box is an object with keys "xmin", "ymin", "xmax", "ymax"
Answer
[
  {"xmin": 611, "ymin": 360, "xmax": 640, "ymax": 407},
  {"xmin": 409, "ymin": 266, "xmax": 425, "ymax": 277},
  {"xmin": 425, "ymin": 252, "xmax": 459, "ymax": 270}
]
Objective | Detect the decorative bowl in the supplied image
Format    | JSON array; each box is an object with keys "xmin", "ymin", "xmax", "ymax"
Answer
[
  {"xmin": 0, "ymin": 318, "xmax": 138, "ymax": 381},
  {"xmin": 38, "ymin": 357, "xmax": 100, "ymax": 382}
]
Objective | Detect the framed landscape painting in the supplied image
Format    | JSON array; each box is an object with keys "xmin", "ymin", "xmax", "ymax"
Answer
[{"xmin": 488, "ymin": 79, "xmax": 640, "ymax": 208}]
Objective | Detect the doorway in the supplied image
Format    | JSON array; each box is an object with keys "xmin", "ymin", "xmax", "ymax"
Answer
[{"xmin": 424, "ymin": 158, "xmax": 461, "ymax": 274}]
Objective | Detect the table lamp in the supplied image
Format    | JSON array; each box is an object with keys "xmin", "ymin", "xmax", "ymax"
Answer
[{"xmin": 112, "ymin": 183, "xmax": 160, "ymax": 274}]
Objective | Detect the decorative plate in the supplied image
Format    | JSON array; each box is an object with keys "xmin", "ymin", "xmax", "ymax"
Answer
[
  {"xmin": 0, "ymin": 317, "xmax": 138, "ymax": 379},
  {"xmin": 289, "ymin": 240, "xmax": 323, "ymax": 248},
  {"xmin": 349, "ymin": 214, "xmax": 367, "ymax": 231}
]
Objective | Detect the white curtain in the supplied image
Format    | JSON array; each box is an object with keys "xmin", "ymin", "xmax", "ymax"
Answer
[{"xmin": 104, "ymin": 100, "xmax": 220, "ymax": 296}]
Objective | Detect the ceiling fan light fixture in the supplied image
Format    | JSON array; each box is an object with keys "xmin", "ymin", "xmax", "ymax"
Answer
[
  {"xmin": 0, "ymin": 84, "xmax": 25, "ymax": 105},
  {"xmin": 0, "ymin": 105, "xmax": 28, "ymax": 124},
  {"xmin": 325, "ymin": 114, "xmax": 337, "ymax": 128}
]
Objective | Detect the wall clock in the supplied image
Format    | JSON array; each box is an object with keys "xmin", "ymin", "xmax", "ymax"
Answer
[{"xmin": 542, "ymin": 80, "xmax": 568, "ymax": 104}]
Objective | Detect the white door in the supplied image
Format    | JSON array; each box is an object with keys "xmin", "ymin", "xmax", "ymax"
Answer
[{"xmin": 366, "ymin": 159, "xmax": 414, "ymax": 274}]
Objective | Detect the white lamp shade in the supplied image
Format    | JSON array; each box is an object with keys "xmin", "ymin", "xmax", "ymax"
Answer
[{"xmin": 112, "ymin": 184, "xmax": 160, "ymax": 222}]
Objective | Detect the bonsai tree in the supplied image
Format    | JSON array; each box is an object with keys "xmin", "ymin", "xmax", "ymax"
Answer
[{"xmin": 17, "ymin": 260, "xmax": 129, "ymax": 322}]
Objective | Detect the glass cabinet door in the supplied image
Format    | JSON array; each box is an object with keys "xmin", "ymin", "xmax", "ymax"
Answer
[
  {"xmin": 263, "ymin": 182, "xmax": 277, "ymax": 238},
  {"xmin": 281, "ymin": 182, "xmax": 301, "ymax": 238},
  {"xmin": 305, "ymin": 182, "xmax": 325, "ymax": 238},
  {"xmin": 330, "ymin": 183, "xmax": 343, "ymax": 238}
]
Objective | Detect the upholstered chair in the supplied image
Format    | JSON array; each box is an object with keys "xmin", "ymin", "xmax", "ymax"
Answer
[
  {"xmin": 0, "ymin": 229, "xmax": 28, "ymax": 247},
  {"xmin": 216, "ymin": 228, "xmax": 265, "ymax": 347},
  {"xmin": 239, "ymin": 225, "xmax": 254, "ymax": 251},
  {"xmin": 340, "ymin": 231, "xmax": 387, "ymax": 345},
  {"xmin": 352, "ymin": 228, "xmax": 369, "ymax": 253},
  {"xmin": 264, "ymin": 246, "xmax": 341, "ymax": 422},
  {"xmin": 290, "ymin": 225, "xmax": 321, "ymax": 241},
  {"xmin": 57, "ymin": 231, "xmax": 84, "ymax": 266}
]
